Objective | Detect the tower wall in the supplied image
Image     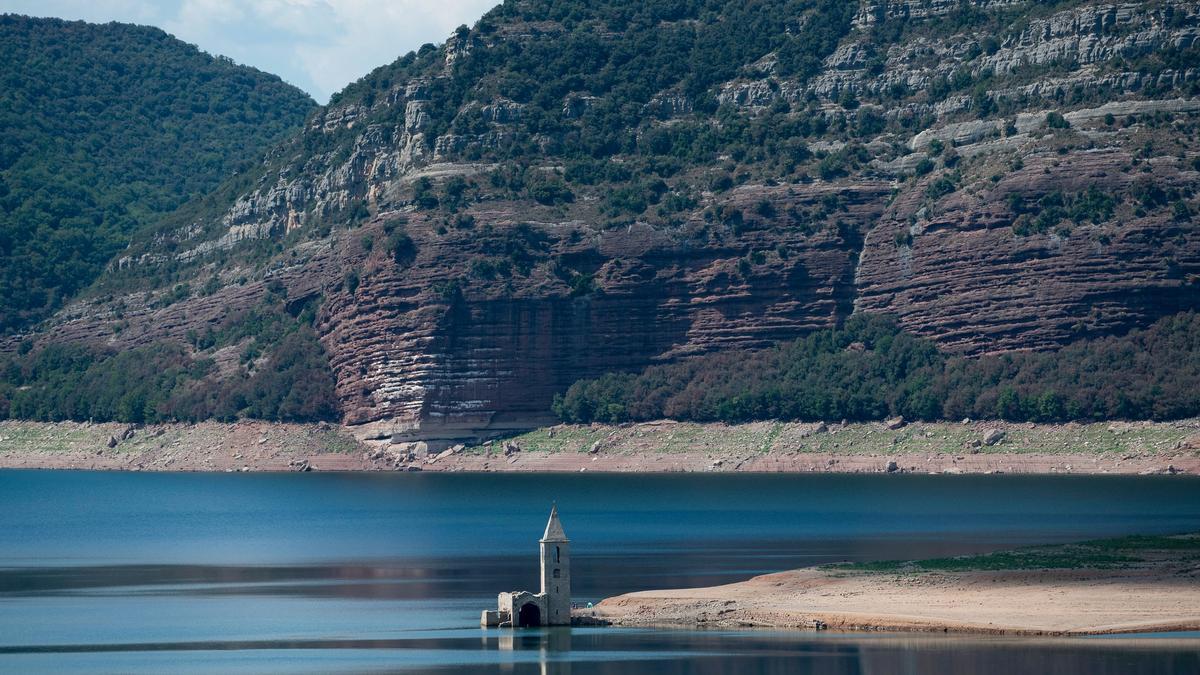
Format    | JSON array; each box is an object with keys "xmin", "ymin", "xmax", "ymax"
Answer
[{"xmin": 539, "ymin": 538, "xmax": 571, "ymax": 625}]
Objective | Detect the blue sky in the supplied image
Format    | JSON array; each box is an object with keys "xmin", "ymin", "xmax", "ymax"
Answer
[{"xmin": 2, "ymin": 0, "xmax": 497, "ymax": 103}]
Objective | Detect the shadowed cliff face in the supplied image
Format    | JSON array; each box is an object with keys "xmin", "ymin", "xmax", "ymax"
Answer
[
  {"xmin": 18, "ymin": 0, "xmax": 1200, "ymax": 438},
  {"xmin": 316, "ymin": 181, "xmax": 886, "ymax": 440}
]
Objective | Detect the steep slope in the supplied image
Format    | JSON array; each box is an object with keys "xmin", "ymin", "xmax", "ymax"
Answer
[
  {"xmin": 0, "ymin": 15, "xmax": 315, "ymax": 333},
  {"xmin": 11, "ymin": 1, "xmax": 1200, "ymax": 442}
]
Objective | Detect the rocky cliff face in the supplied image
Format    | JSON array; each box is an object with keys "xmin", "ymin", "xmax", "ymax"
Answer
[
  {"xmin": 317, "ymin": 181, "xmax": 889, "ymax": 441},
  {"xmin": 26, "ymin": 0, "xmax": 1200, "ymax": 440},
  {"xmin": 857, "ymin": 133, "xmax": 1200, "ymax": 354}
]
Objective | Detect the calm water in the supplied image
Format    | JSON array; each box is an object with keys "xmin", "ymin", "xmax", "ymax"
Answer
[{"xmin": 1, "ymin": 470, "xmax": 1199, "ymax": 673}]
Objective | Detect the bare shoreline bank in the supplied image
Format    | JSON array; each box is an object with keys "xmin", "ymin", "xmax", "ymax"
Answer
[
  {"xmin": 0, "ymin": 418, "xmax": 1197, "ymax": 474},
  {"xmin": 585, "ymin": 536, "xmax": 1200, "ymax": 636}
]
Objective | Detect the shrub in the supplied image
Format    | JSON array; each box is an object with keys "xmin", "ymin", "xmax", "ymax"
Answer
[
  {"xmin": 926, "ymin": 174, "xmax": 958, "ymax": 200},
  {"xmin": 529, "ymin": 179, "xmax": 575, "ymax": 205},
  {"xmin": 755, "ymin": 200, "xmax": 777, "ymax": 218},
  {"xmin": 389, "ymin": 230, "xmax": 418, "ymax": 266},
  {"xmin": 1046, "ymin": 111, "xmax": 1070, "ymax": 129}
]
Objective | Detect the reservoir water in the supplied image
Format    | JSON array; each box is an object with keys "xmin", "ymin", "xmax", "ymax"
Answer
[{"xmin": 1, "ymin": 470, "xmax": 1198, "ymax": 673}]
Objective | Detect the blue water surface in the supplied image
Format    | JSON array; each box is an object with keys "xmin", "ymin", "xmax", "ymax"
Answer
[{"xmin": 1, "ymin": 471, "xmax": 1198, "ymax": 673}]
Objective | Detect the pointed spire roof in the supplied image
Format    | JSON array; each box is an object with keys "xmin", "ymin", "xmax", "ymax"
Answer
[{"xmin": 540, "ymin": 503, "xmax": 568, "ymax": 542}]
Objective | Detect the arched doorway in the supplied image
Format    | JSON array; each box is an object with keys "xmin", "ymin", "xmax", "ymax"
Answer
[{"xmin": 517, "ymin": 602, "xmax": 541, "ymax": 628}]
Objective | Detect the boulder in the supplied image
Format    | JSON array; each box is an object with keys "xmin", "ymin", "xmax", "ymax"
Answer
[
  {"xmin": 982, "ymin": 429, "xmax": 1005, "ymax": 446},
  {"xmin": 588, "ymin": 440, "xmax": 603, "ymax": 454},
  {"xmin": 885, "ymin": 460, "xmax": 899, "ymax": 473},
  {"xmin": 106, "ymin": 435, "xmax": 118, "ymax": 449},
  {"xmin": 885, "ymin": 417, "xmax": 906, "ymax": 430},
  {"xmin": 503, "ymin": 441, "xmax": 521, "ymax": 456}
]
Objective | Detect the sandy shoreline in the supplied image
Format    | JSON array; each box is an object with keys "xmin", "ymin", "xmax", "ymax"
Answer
[
  {"xmin": 0, "ymin": 418, "xmax": 1197, "ymax": 474},
  {"xmin": 585, "ymin": 537, "xmax": 1200, "ymax": 636}
]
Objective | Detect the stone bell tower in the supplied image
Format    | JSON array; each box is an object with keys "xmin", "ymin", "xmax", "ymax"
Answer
[{"xmin": 539, "ymin": 504, "xmax": 571, "ymax": 625}]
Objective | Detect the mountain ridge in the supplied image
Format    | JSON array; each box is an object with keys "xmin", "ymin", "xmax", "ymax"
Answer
[
  {"xmin": 0, "ymin": 14, "xmax": 316, "ymax": 333},
  {"xmin": 4, "ymin": 1, "xmax": 1200, "ymax": 441}
]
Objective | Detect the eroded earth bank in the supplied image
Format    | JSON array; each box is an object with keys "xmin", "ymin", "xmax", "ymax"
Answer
[{"xmin": 1, "ymin": 418, "xmax": 1197, "ymax": 474}]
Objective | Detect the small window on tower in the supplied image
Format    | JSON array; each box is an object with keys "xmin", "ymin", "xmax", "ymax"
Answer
[
  {"xmin": 553, "ymin": 568, "xmax": 560, "ymax": 578},
  {"xmin": 555, "ymin": 546, "xmax": 560, "ymax": 563}
]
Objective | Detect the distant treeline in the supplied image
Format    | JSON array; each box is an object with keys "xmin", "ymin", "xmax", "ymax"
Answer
[
  {"xmin": 7, "ymin": 309, "xmax": 1199, "ymax": 427},
  {"xmin": 0, "ymin": 299, "xmax": 338, "ymax": 424},
  {"xmin": 554, "ymin": 312, "xmax": 1200, "ymax": 425}
]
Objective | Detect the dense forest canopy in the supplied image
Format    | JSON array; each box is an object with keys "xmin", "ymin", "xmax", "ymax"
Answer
[
  {"xmin": 554, "ymin": 313, "xmax": 1200, "ymax": 426},
  {"xmin": 0, "ymin": 15, "xmax": 315, "ymax": 334}
]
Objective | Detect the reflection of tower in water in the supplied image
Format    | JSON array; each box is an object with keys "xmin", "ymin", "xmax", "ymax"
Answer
[
  {"xmin": 541, "ymin": 629, "xmax": 572, "ymax": 675},
  {"xmin": 494, "ymin": 628, "xmax": 572, "ymax": 675}
]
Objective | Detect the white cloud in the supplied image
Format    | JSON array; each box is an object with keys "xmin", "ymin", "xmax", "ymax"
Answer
[
  {"xmin": 2, "ymin": 0, "xmax": 162, "ymax": 24},
  {"xmin": 286, "ymin": 0, "xmax": 492, "ymax": 101},
  {"xmin": 1, "ymin": 0, "xmax": 497, "ymax": 102}
]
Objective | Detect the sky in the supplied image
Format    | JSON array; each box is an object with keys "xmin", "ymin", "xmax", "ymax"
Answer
[{"xmin": 2, "ymin": 0, "xmax": 498, "ymax": 103}]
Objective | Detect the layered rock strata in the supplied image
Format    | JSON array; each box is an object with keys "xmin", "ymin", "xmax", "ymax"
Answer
[{"xmin": 21, "ymin": 0, "xmax": 1200, "ymax": 440}]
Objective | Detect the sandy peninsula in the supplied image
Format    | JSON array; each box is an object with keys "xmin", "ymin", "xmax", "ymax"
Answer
[{"xmin": 586, "ymin": 535, "xmax": 1200, "ymax": 636}]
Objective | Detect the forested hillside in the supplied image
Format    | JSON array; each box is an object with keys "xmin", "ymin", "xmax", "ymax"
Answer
[
  {"xmin": 0, "ymin": 15, "xmax": 315, "ymax": 333},
  {"xmin": 3, "ymin": 2, "xmax": 1199, "ymax": 438}
]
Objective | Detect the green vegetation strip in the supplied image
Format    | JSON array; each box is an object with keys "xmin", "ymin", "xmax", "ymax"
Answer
[
  {"xmin": 826, "ymin": 535, "xmax": 1200, "ymax": 573},
  {"xmin": 555, "ymin": 312, "xmax": 1200, "ymax": 426}
]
